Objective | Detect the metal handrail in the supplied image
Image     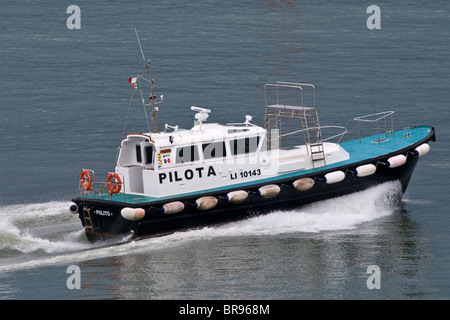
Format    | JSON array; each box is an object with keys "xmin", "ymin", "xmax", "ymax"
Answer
[
  {"xmin": 353, "ymin": 111, "xmax": 395, "ymax": 144},
  {"xmin": 264, "ymin": 82, "xmax": 316, "ymax": 109},
  {"xmin": 279, "ymin": 125, "xmax": 348, "ymax": 144},
  {"xmin": 80, "ymin": 174, "xmax": 126, "ymax": 201},
  {"xmin": 353, "ymin": 111, "xmax": 394, "ymax": 122}
]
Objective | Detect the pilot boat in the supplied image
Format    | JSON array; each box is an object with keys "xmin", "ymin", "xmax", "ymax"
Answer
[{"xmin": 69, "ymin": 60, "xmax": 435, "ymax": 241}]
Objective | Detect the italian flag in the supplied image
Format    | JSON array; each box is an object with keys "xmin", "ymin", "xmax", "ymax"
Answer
[
  {"xmin": 131, "ymin": 83, "xmax": 140, "ymax": 89},
  {"xmin": 128, "ymin": 77, "xmax": 137, "ymax": 84}
]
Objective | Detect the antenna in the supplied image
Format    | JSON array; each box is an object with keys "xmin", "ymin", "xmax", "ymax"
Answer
[
  {"xmin": 134, "ymin": 28, "xmax": 146, "ymax": 63},
  {"xmin": 133, "ymin": 28, "xmax": 163, "ymax": 133}
]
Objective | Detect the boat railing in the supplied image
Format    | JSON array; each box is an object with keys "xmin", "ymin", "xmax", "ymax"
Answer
[
  {"xmin": 79, "ymin": 172, "xmax": 126, "ymax": 201},
  {"xmin": 264, "ymin": 82, "xmax": 318, "ymax": 152},
  {"xmin": 264, "ymin": 82, "xmax": 316, "ymax": 111},
  {"xmin": 279, "ymin": 125, "xmax": 348, "ymax": 145},
  {"xmin": 353, "ymin": 111, "xmax": 395, "ymax": 144}
]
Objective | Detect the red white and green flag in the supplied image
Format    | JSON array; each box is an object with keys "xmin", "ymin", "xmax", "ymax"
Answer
[{"xmin": 131, "ymin": 83, "xmax": 140, "ymax": 89}]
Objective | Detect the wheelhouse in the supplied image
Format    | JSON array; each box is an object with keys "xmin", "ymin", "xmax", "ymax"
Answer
[{"xmin": 115, "ymin": 122, "xmax": 266, "ymax": 196}]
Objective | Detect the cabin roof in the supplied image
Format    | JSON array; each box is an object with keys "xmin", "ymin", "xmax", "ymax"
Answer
[{"xmin": 127, "ymin": 122, "xmax": 265, "ymax": 147}]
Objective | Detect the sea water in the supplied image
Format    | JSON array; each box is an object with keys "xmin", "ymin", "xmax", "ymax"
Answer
[{"xmin": 0, "ymin": 1, "xmax": 449, "ymax": 300}]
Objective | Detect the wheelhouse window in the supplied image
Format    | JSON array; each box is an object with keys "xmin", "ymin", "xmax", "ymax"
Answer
[
  {"xmin": 145, "ymin": 145, "xmax": 154, "ymax": 165},
  {"xmin": 136, "ymin": 145, "xmax": 142, "ymax": 163},
  {"xmin": 202, "ymin": 141, "xmax": 226, "ymax": 160},
  {"xmin": 176, "ymin": 145, "xmax": 199, "ymax": 163},
  {"xmin": 229, "ymin": 136, "xmax": 260, "ymax": 155}
]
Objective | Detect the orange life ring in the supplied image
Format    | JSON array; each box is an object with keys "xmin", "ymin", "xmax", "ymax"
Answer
[
  {"xmin": 80, "ymin": 169, "xmax": 92, "ymax": 191},
  {"xmin": 107, "ymin": 172, "xmax": 122, "ymax": 195}
]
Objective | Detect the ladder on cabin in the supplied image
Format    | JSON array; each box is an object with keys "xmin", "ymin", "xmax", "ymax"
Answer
[{"xmin": 302, "ymin": 107, "xmax": 326, "ymax": 169}]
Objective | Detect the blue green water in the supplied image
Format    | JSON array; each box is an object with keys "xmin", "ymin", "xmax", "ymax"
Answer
[{"xmin": 0, "ymin": 1, "xmax": 449, "ymax": 300}]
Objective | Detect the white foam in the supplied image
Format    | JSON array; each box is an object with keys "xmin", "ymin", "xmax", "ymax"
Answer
[
  {"xmin": 3, "ymin": 201, "xmax": 74, "ymax": 228},
  {"xmin": 0, "ymin": 201, "xmax": 91, "ymax": 255},
  {"xmin": 201, "ymin": 180, "xmax": 402, "ymax": 237}
]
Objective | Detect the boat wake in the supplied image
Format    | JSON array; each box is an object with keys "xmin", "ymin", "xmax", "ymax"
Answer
[
  {"xmin": 198, "ymin": 179, "xmax": 403, "ymax": 238},
  {"xmin": 0, "ymin": 181, "xmax": 403, "ymax": 272},
  {"xmin": 0, "ymin": 201, "xmax": 91, "ymax": 255}
]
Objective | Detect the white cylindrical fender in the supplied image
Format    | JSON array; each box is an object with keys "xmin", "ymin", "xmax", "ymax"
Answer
[
  {"xmin": 355, "ymin": 164, "xmax": 377, "ymax": 177},
  {"xmin": 121, "ymin": 207, "xmax": 146, "ymax": 221},
  {"xmin": 195, "ymin": 196, "xmax": 218, "ymax": 210},
  {"xmin": 257, "ymin": 184, "xmax": 280, "ymax": 198},
  {"xmin": 69, "ymin": 202, "xmax": 79, "ymax": 214},
  {"xmin": 414, "ymin": 143, "xmax": 430, "ymax": 157},
  {"xmin": 324, "ymin": 171, "xmax": 345, "ymax": 184},
  {"xmin": 386, "ymin": 154, "xmax": 407, "ymax": 168},
  {"xmin": 225, "ymin": 190, "xmax": 248, "ymax": 204},
  {"xmin": 292, "ymin": 178, "xmax": 315, "ymax": 191},
  {"xmin": 162, "ymin": 201, "xmax": 184, "ymax": 214}
]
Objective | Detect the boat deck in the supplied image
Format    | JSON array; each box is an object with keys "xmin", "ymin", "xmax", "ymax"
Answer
[
  {"xmin": 81, "ymin": 126, "xmax": 433, "ymax": 205},
  {"xmin": 340, "ymin": 126, "xmax": 432, "ymax": 164}
]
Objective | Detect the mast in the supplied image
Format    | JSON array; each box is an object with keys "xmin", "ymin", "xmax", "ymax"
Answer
[
  {"xmin": 134, "ymin": 28, "xmax": 162, "ymax": 134},
  {"xmin": 146, "ymin": 59, "xmax": 158, "ymax": 133}
]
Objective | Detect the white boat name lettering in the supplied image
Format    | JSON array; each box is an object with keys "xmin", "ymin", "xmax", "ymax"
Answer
[
  {"xmin": 159, "ymin": 166, "xmax": 216, "ymax": 184},
  {"xmin": 94, "ymin": 209, "xmax": 113, "ymax": 216}
]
